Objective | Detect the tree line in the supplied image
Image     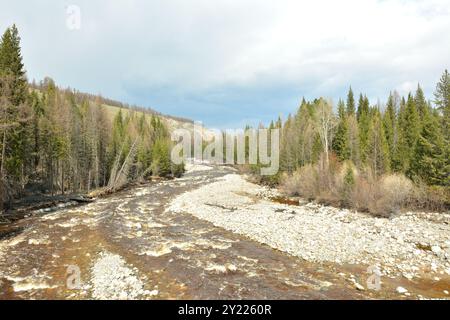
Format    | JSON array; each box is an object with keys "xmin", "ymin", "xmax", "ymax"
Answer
[
  {"xmin": 245, "ymin": 71, "xmax": 449, "ymax": 213},
  {"xmin": 276, "ymin": 75, "xmax": 449, "ymax": 186},
  {"xmin": 29, "ymin": 81, "xmax": 193, "ymax": 124},
  {"xmin": 0, "ymin": 25, "xmax": 183, "ymax": 211}
]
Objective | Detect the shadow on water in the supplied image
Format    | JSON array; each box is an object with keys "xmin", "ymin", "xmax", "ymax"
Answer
[{"xmin": 0, "ymin": 225, "xmax": 26, "ymax": 241}]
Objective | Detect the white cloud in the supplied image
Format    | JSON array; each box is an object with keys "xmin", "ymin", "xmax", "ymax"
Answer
[{"xmin": 0, "ymin": 0, "xmax": 449, "ymax": 126}]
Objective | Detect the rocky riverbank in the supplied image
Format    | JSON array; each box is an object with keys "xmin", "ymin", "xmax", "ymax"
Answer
[
  {"xmin": 1, "ymin": 164, "xmax": 449, "ymax": 300},
  {"xmin": 168, "ymin": 173, "xmax": 450, "ymax": 282},
  {"xmin": 90, "ymin": 251, "xmax": 159, "ymax": 300}
]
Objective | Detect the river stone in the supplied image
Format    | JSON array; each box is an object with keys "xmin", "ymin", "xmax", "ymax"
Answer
[
  {"xmin": 396, "ymin": 286, "xmax": 408, "ymax": 294},
  {"xmin": 355, "ymin": 283, "xmax": 365, "ymax": 291},
  {"xmin": 431, "ymin": 245, "xmax": 442, "ymax": 255}
]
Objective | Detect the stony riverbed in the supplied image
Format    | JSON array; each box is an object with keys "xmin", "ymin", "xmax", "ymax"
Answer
[
  {"xmin": 169, "ymin": 173, "xmax": 450, "ymax": 283},
  {"xmin": 0, "ymin": 164, "xmax": 449, "ymax": 299}
]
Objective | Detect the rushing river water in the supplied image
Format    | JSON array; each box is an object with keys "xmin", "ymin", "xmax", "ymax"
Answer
[{"xmin": 0, "ymin": 166, "xmax": 448, "ymax": 299}]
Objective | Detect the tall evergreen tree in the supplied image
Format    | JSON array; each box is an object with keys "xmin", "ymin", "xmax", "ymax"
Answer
[
  {"xmin": 0, "ymin": 25, "xmax": 31, "ymax": 206},
  {"xmin": 347, "ymin": 114, "xmax": 360, "ymax": 165},
  {"xmin": 0, "ymin": 24, "xmax": 27, "ymax": 105},
  {"xmin": 414, "ymin": 84, "xmax": 428, "ymax": 119},
  {"xmin": 392, "ymin": 96, "xmax": 406, "ymax": 172},
  {"xmin": 333, "ymin": 100, "xmax": 350, "ymax": 161},
  {"xmin": 346, "ymin": 87, "xmax": 355, "ymax": 116},
  {"xmin": 383, "ymin": 92, "xmax": 396, "ymax": 161},
  {"xmin": 434, "ymin": 69, "xmax": 450, "ymax": 142},
  {"xmin": 280, "ymin": 114, "xmax": 296, "ymax": 172},
  {"xmin": 356, "ymin": 94, "xmax": 369, "ymax": 121},
  {"xmin": 357, "ymin": 94, "xmax": 370, "ymax": 163},
  {"xmin": 367, "ymin": 111, "xmax": 390, "ymax": 176},
  {"xmin": 410, "ymin": 111, "xmax": 448, "ymax": 186},
  {"xmin": 400, "ymin": 94, "xmax": 420, "ymax": 174},
  {"xmin": 151, "ymin": 138, "xmax": 171, "ymax": 177}
]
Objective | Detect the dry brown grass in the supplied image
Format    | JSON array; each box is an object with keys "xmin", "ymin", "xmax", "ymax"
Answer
[
  {"xmin": 254, "ymin": 150, "xmax": 448, "ymax": 215},
  {"xmin": 408, "ymin": 181, "xmax": 449, "ymax": 212},
  {"xmin": 278, "ymin": 155, "xmax": 446, "ymax": 216},
  {"xmin": 280, "ymin": 164, "xmax": 318, "ymax": 200},
  {"xmin": 366, "ymin": 174, "xmax": 413, "ymax": 217}
]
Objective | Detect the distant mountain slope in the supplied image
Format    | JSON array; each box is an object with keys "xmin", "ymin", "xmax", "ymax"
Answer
[{"xmin": 30, "ymin": 80, "xmax": 215, "ymax": 141}]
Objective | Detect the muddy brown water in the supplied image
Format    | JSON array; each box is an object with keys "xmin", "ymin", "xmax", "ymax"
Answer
[{"xmin": 0, "ymin": 166, "xmax": 449, "ymax": 300}]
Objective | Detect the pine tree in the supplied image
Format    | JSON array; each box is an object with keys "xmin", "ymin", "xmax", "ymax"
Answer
[
  {"xmin": 402, "ymin": 94, "xmax": 420, "ymax": 174},
  {"xmin": 391, "ymin": 96, "xmax": 407, "ymax": 172},
  {"xmin": 151, "ymin": 139, "xmax": 171, "ymax": 177},
  {"xmin": 346, "ymin": 87, "xmax": 355, "ymax": 116},
  {"xmin": 357, "ymin": 94, "xmax": 369, "ymax": 121},
  {"xmin": 29, "ymin": 91, "xmax": 43, "ymax": 169},
  {"xmin": 410, "ymin": 111, "xmax": 448, "ymax": 186},
  {"xmin": 294, "ymin": 101, "xmax": 315, "ymax": 167},
  {"xmin": 337, "ymin": 98, "xmax": 345, "ymax": 119},
  {"xmin": 357, "ymin": 94, "xmax": 370, "ymax": 163},
  {"xmin": 342, "ymin": 165, "xmax": 355, "ymax": 206},
  {"xmin": 276, "ymin": 115, "xmax": 282, "ymax": 129},
  {"xmin": 280, "ymin": 114, "xmax": 296, "ymax": 172},
  {"xmin": 434, "ymin": 69, "xmax": 450, "ymax": 142},
  {"xmin": 383, "ymin": 92, "xmax": 396, "ymax": 168},
  {"xmin": 0, "ymin": 25, "xmax": 31, "ymax": 206},
  {"xmin": 111, "ymin": 110, "xmax": 125, "ymax": 150},
  {"xmin": 347, "ymin": 114, "xmax": 360, "ymax": 166},
  {"xmin": 433, "ymin": 70, "xmax": 450, "ymax": 187},
  {"xmin": 367, "ymin": 111, "xmax": 390, "ymax": 177},
  {"xmin": 0, "ymin": 25, "xmax": 27, "ymax": 105},
  {"xmin": 333, "ymin": 100, "xmax": 350, "ymax": 161},
  {"xmin": 414, "ymin": 84, "xmax": 428, "ymax": 119}
]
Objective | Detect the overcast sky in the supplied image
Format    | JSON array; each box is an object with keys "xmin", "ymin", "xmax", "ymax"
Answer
[{"xmin": 1, "ymin": 0, "xmax": 449, "ymax": 128}]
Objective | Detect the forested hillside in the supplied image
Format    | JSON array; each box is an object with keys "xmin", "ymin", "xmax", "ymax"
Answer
[
  {"xmin": 1, "ymin": 22, "xmax": 448, "ymax": 215},
  {"xmin": 254, "ymin": 72, "xmax": 449, "ymax": 214},
  {"xmin": 0, "ymin": 25, "xmax": 183, "ymax": 211}
]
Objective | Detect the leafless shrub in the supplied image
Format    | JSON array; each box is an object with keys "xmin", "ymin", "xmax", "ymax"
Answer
[
  {"xmin": 314, "ymin": 155, "xmax": 341, "ymax": 206},
  {"xmin": 367, "ymin": 174, "xmax": 413, "ymax": 217},
  {"xmin": 281, "ymin": 164, "xmax": 318, "ymax": 200},
  {"xmin": 408, "ymin": 181, "xmax": 449, "ymax": 212},
  {"xmin": 278, "ymin": 156, "xmax": 447, "ymax": 216},
  {"xmin": 351, "ymin": 173, "xmax": 376, "ymax": 213},
  {"xmin": 280, "ymin": 171, "xmax": 302, "ymax": 196}
]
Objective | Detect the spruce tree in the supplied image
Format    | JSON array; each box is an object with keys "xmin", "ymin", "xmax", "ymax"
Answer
[
  {"xmin": 337, "ymin": 98, "xmax": 345, "ymax": 119},
  {"xmin": 346, "ymin": 87, "xmax": 355, "ymax": 116},
  {"xmin": 410, "ymin": 111, "xmax": 447, "ymax": 186},
  {"xmin": 275, "ymin": 115, "xmax": 282, "ymax": 129},
  {"xmin": 280, "ymin": 114, "xmax": 296, "ymax": 172},
  {"xmin": 391, "ymin": 96, "xmax": 405, "ymax": 170},
  {"xmin": 0, "ymin": 25, "xmax": 27, "ymax": 105},
  {"xmin": 414, "ymin": 84, "xmax": 428, "ymax": 119},
  {"xmin": 333, "ymin": 100, "xmax": 350, "ymax": 161},
  {"xmin": 367, "ymin": 111, "xmax": 390, "ymax": 176},
  {"xmin": 434, "ymin": 70, "xmax": 450, "ymax": 187},
  {"xmin": 357, "ymin": 94, "xmax": 369, "ymax": 121},
  {"xmin": 383, "ymin": 92, "xmax": 396, "ymax": 166},
  {"xmin": 357, "ymin": 95, "xmax": 370, "ymax": 163},
  {"xmin": 151, "ymin": 139, "xmax": 171, "ymax": 177},
  {"xmin": 0, "ymin": 25, "xmax": 31, "ymax": 204},
  {"xmin": 347, "ymin": 114, "xmax": 360, "ymax": 166},
  {"xmin": 342, "ymin": 165, "xmax": 355, "ymax": 206},
  {"xmin": 434, "ymin": 69, "xmax": 450, "ymax": 142},
  {"xmin": 401, "ymin": 94, "xmax": 420, "ymax": 174}
]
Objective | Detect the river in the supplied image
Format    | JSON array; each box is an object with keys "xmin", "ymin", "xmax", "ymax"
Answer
[{"xmin": 0, "ymin": 166, "xmax": 447, "ymax": 299}]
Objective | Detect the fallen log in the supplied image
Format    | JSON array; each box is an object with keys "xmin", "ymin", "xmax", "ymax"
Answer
[{"xmin": 69, "ymin": 196, "xmax": 95, "ymax": 203}]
